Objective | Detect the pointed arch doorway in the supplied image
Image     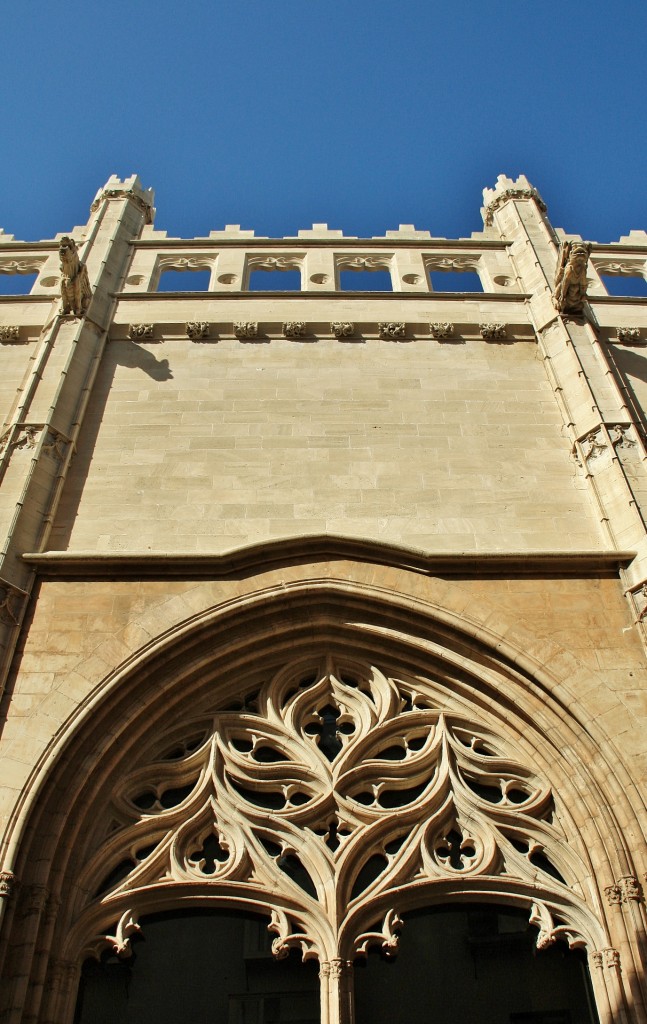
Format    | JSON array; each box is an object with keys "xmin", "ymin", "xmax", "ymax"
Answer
[{"xmin": 0, "ymin": 582, "xmax": 638, "ymax": 1024}]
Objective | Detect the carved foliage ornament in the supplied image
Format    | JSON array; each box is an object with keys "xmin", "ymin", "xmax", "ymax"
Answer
[
  {"xmin": 480, "ymin": 323, "xmax": 507, "ymax": 341},
  {"xmin": 617, "ymin": 327, "xmax": 642, "ymax": 344},
  {"xmin": 379, "ymin": 322, "xmax": 405, "ymax": 339},
  {"xmin": 283, "ymin": 322, "xmax": 307, "ymax": 339},
  {"xmin": 331, "ymin": 322, "xmax": 355, "ymax": 339},
  {"xmin": 0, "ymin": 326, "xmax": 20, "ymax": 342},
  {"xmin": 128, "ymin": 323, "xmax": 154, "ymax": 341},
  {"xmin": 425, "ymin": 256, "xmax": 479, "ymax": 272},
  {"xmin": 430, "ymin": 322, "xmax": 454, "ymax": 340},
  {"xmin": 81, "ymin": 660, "xmax": 581, "ymax": 964},
  {"xmin": 234, "ymin": 321, "xmax": 258, "ymax": 339},
  {"xmin": 186, "ymin": 321, "xmax": 210, "ymax": 341},
  {"xmin": 484, "ymin": 186, "xmax": 547, "ymax": 226}
]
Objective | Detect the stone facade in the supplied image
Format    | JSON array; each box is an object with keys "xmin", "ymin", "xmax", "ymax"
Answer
[{"xmin": 0, "ymin": 173, "xmax": 646, "ymax": 1023}]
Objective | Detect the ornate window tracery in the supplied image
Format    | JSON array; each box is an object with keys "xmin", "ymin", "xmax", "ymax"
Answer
[{"xmin": 75, "ymin": 655, "xmax": 593, "ymax": 1021}]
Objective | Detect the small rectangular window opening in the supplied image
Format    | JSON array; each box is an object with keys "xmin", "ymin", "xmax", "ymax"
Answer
[
  {"xmin": 601, "ymin": 275, "xmax": 647, "ymax": 298},
  {"xmin": 429, "ymin": 270, "xmax": 483, "ymax": 292},
  {"xmin": 157, "ymin": 269, "xmax": 211, "ymax": 292},
  {"xmin": 339, "ymin": 270, "xmax": 392, "ymax": 291},
  {"xmin": 248, "ymin": 270, "xmax": 302, "ymax": 291},
  {"xmin": 0, "ymin": 273, "xmax": 39, "ymax": 295}
]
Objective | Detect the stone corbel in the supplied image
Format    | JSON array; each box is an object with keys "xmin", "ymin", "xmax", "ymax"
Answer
[
  {"xmin": 480, "ymin": 323, "xmax": 507, "ymax": 341},
  {"xmin": 128, "ymin": 323, "xmax": 155, "ymax": 341},
  {"xmin": 330, "ymin": 322, "xmax": 355, "ymax": 339},
  {"xmin": 379, "ymin": 322, "xmax": 406, "ymax": 340},
  {"xmin": 186, "ymin": 321, "xmax": 210, "ymax": 341},
  {"xmin": 0, "ymin": 326, "xmax": 20, "ymax": 343},
  {"xmin": 430, "ymin": 322, "xmax": 454, "ymax": 340},
  {"xmin": 616, "ymin": 327, "xmax": 642, "ymax": 345},
  {"xmin": 234, "ymin": 322, "xmax": 258, "ymax": 339},
  {"xmin": 282, "ymin": 322, "xmax": 307, "ymax": 339}
]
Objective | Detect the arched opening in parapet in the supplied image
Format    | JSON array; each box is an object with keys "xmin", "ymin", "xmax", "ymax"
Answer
[{"xmin": 1, "ymin": 583, "xmax": 627, "ymax": 1023}]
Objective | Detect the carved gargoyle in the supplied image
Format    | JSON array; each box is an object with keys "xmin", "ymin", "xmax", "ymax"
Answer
[
  {"xmin": 553, "ymin": 241, "xmax": 592, "ymax": 315},
  {"xmin": 59, "ymin": 236, "xmax": 92, "ymax": 316}
]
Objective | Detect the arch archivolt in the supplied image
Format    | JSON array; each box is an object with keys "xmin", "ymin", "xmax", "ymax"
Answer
[{"xmin": 1, "ymin": 575, "xmax": 646, "ymax": 1023}]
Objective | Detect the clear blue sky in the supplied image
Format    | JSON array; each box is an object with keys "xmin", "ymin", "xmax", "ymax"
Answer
[{"xmin": 3, "ymin": 1, "xmax": 645, "ymax": 243}]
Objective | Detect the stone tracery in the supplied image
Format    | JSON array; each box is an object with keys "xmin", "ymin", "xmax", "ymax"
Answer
[{"xmin": 78, "ymin": 656, "xmax": 584, "ymax": 971}]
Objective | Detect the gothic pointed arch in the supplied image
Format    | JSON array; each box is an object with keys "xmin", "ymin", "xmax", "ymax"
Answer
[{"xmin": 1, "ymin": 576, "xmax": 645, "ymax": 1024}]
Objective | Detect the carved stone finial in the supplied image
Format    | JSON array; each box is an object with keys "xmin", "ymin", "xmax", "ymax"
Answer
[
  {"xmin": 430, "ymin": 322, "xmax": 454, "ymax": 340},
  {"xmin": 59, "ymin": 237, "xmax": 92, "ymax": 317},
  {"xmin": 553, "ymin": 241, "xmax": 592, "ymax": 315},
  {"xmin": 186, "ymin": 321, "xmax": 210, "ymax": 341},
  {"xmin": 0, "ymin": 871, "xmax": 17, "ymax": 899}
]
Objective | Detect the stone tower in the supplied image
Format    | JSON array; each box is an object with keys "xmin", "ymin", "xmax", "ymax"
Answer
[{"xmin": 0, "ymin": 174, "xmax": 647, "ymax": 1024}]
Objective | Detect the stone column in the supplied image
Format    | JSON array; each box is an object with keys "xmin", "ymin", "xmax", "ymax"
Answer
[{"xmin": 0, "ymin": 176, "xmax": 154, "ymax": 702}]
